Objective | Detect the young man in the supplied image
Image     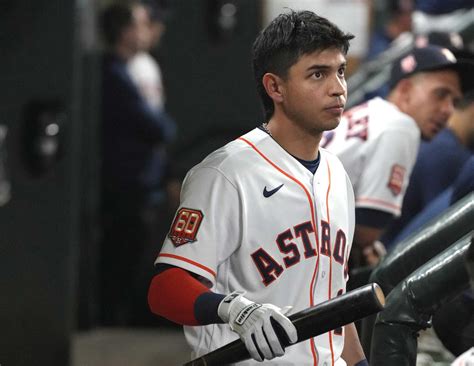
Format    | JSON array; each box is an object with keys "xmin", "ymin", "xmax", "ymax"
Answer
[
  {"xmin": 381, "ymin": 89, "xmax": 474, "ymax": 248},
  {"xmin": 322, "ymin": 45, "xmax": 469, "ymax": 266},
  {"xmin": 148, "ymin": 10, "xmax": 367, "ymax": 365}
]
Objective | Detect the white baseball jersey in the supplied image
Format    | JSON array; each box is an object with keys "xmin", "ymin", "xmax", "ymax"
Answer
[
  {"xmin": 156, "ymin": 128, "xmax": 355, "ymax": 365},
  {"xmin": 321, "ymin": 97, "xmax": 421, "ymax": 217},
  {"xmin": 128, "ymin": 52, "xmax": 165, "ymax": 111}
]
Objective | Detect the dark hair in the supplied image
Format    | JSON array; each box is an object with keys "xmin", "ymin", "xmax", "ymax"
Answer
[
  {"xmin": 100, "ymin": 3, "xmax": 134, "ymax": 46},
  {"xmin": 252, "ymin": 10, "xmax": 354, "ymax": 121}
]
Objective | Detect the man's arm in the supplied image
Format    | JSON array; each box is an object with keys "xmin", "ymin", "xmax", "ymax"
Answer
[
  {"xmin": 353, "ymin": 224, "xmax": 384, "ymax": 251},
  {"xmin": 148, "ymin": 264, "xmax": 227, "ymax": 325},
  {"xmin": 148, "ymin": 264, "xmax": 297, "ymax": 362},
  {"xmin": 353, "ymin": 208, "xmax": 392, "ymax": 265},
  {"xmin": 341, "ymin": 323, "xmax": 368, "ymax": 366}
]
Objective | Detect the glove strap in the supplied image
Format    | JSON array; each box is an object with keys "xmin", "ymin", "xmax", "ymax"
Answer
[{"xmin": 217, "ymin": 291, "xmax": 246, "ymax": 322}]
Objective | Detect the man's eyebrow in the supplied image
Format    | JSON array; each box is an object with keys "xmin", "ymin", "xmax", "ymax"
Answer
[{"xmin": 307, "ymin": 62, "xmax": 347, "ymax": 71}]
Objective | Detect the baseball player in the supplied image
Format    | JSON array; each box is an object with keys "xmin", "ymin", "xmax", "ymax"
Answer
[
  {"xmin": 321, "ymin": 45, "xmax": 470, "ymax": 266},
  {"xmin": 148, "ymin": 10, "xmax": 368, "ymax": 366}
]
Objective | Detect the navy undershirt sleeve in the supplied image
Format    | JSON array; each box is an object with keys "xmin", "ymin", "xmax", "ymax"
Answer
[
  {"xmin": 195, "ymin": 292, "xmax": 226, "ymax": 325},
  {"xmin": 356, "ymin": 207, "xmax": 394, "ymax": 229}
]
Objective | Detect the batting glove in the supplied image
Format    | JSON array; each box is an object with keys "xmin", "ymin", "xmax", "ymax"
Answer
[{"xmin": 217, "ymin": 291, "xmax": 298, "ymax": 362}]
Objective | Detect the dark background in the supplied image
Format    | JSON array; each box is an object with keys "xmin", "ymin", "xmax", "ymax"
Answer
[{"xmin": 0, "ymin": 1, "xmax": 262, "ymax": 365}]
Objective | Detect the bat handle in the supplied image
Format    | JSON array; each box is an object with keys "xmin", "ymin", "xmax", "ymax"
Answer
[{"xmin": 270, "ymin": 317, "xmax": 292, "ymax": 347}]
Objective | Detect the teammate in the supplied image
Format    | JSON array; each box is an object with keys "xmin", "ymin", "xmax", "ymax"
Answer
[
  {"xmin": 128, "ymin": 1, "xmax": 167, "ymax": 111},
  {"xmin": 148, "ymin": 10, "xmax": 368, "ymax": 365},
  {"xmin": 322, "ymin": 45, "xmax": 470, "ymax": 266},
  {"xmin": 381, "ymin": 88, "xmax": 474, "ymax": 248}
]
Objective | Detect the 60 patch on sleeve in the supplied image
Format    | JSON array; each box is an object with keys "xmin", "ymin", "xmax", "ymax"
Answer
[
  {"xmin": 387, "ymin": 164, "xmax": 406, "ymax": 196},
  {"xmin": 168, "ymin": 208, "xmax": 204, "ymax": 247}
]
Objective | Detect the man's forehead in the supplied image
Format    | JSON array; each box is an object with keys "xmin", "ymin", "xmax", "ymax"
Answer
[
  {"xmin": 415, "ymin": 69, "xmax": 462, "ymax": 95},
  {"xmin": 298, "ymin": 48, "xmax": 347, "ymax": 66}
]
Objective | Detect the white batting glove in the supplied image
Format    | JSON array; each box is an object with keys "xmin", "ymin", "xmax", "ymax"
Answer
[{"xmin": 218, "ymin": 291, "xmax": 298, "ymax": 362}]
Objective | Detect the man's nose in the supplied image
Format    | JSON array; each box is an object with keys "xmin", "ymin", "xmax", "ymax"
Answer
[
  {"xmin": 441, "ymin": 96, "xmax": 456, "ymax": 118},
  {"xmin": 330, "ymin": 75, "xmax": 346, "ymax": 97}
]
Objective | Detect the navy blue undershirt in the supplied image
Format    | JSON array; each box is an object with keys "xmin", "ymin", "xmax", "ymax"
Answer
[
  {"xmin": 294, "ymin": 154, "xmax": 320, "ymax": 174},
  {"xmin": 356, "ymin": 208, "xmax": 393, "ymax": 229},
  {"xmin": 258, "ymin": 124, "xmax": 320, "ymax": 174}
]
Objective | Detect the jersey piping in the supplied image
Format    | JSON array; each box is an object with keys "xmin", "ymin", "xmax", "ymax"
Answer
[
  {"xmin": 325, "ymin": 161, "xmax": 335, "ymax": 366},
  {"xmin": 158, "ymin": 253, "xmax": 217, "ymax": 279},
  {"xmin": 239, "ymin": 136, "xmax": 324, "ymax": 366},
  {"xmin": 356, "ymin": 197, "xmax": 401, "ymax": 211}
]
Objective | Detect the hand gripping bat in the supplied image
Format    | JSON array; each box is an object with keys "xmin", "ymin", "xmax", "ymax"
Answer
[{"xmin": 184, "ymin": 282, "xmax": 385, "ymax": 366}]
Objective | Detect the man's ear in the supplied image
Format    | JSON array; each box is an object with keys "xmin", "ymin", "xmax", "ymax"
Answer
[
  {"xmin": 394, "ymin": 78, "xmax": 414, "ymax": 109},
  {"xmin": 398, "ymin": 78, "xmax": 413, "ymax": 99},
  {"xmin": 262, "ymin": 73, "xmax": 284, "ymax": 104}
]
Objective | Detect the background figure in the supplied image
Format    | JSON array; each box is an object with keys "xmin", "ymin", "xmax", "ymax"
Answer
[
  {"xmin": 382, "ymin": 89, "xmax": 474, "ymax": 249},
  {"xmin": 380, "ymin": 32, "xmax": 473, "ymax": 248},
  {"xmin": 414, "ymin": 0, "xmax": 473, "ymax": 15},
  {"xmin": 363, "ymin": 0, "xmax": 414, "ymax": 100},
  {"xmin": 99, "ymin": 1, "xmax": 177, "ymax": 326},
  {"xmin": 366, "ymin": 0, "xmax": 414, "ymax": 61},
  {"xmin": 322, "ymin": 45, "xmax": 468, "ymax": 270},
  {"xmin": 413, "ymin": 0, "xmax": 474, "ymax": 35},
  {"xmin": 128, "ymin": 0, "xmax": 167, "ymax": 112},
  {"xmin": 127, "ymin": 0, "xmax": 181, "ymax": 213}
]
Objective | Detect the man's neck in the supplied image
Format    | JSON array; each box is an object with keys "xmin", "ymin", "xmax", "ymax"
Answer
[{"xmin": 265, "ymin": 116, "xmax": 321, "ymax": 161}]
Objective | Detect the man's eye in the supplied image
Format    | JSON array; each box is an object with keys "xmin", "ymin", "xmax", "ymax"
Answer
[
  {"xmin": 313, "ymin": 72, "xmax": 322, "ymax": 79},
  {"xmin": 434, "ymin": 90, "xmax": 450, "ymax": 101},
  {"xmin": 338, "ymin": 68, "xmax": 345, "ymax": 76}
]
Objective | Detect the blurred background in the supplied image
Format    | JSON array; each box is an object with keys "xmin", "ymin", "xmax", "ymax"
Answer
[{"xmin": 0, "ymin": 0, "xmax": 472, "ymax": 365}]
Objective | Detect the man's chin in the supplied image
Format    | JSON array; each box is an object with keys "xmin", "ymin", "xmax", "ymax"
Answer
[
  {"xmin": 421, "ymin": 129, "xmax": 437, "ymax": 141},
  {"xmin": 326, "ymin": 117, "xmax": 342, "ymax": 131}
]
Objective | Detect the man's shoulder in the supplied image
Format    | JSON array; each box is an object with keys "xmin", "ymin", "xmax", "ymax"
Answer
[
  {"xmin": 192, "ymin": 128, "xmax": 265, "ymax": 174},
  {"xmin": 320, "ymin": 148, "xmax": 352, "ymax": 182},
  {"xmin": 320, "ymin": 148, "xmax": 345, "ymax": 168},
  {"xmin": 367, "ymin": 98, "xmax": 419, "ymax": 139},
  {"xmin": 369, "ymin": 98, "xmax": 414, "ymax": 125},
  {"xmin": 128, "ymin": 52, "xmax": 159, "ymax": 75}
]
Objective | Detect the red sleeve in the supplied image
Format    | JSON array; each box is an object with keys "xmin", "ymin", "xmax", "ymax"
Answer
[{"xmin": 148, "ymin": 267, "xmax": 210, "ymax": 325}]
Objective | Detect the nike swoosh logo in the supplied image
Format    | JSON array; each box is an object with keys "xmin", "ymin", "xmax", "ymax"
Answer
[{"xmin": 263, "ymin": 184, "xmax": 284, "ymax": 198}]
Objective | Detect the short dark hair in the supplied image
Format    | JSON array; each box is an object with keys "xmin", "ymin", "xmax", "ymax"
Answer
[
  {"xmin": 252, "ymin": 10, "xmax": 354, "ymax": 121},
  {"xmin": 100, "ymin": 3, "xmax": 134, "ymax": 46}
]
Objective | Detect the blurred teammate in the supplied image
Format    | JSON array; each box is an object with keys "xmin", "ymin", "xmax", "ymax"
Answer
[
  {"xmin": 380, "ymin": 32, "xmax": 473, "ymax": 247},
  {"xmin": 382, "ymin": 88, "xmax": 474, "ymax": 248},
  {"xmin": 322, "ymin": 45, "xmax": 471, "ymax": 266},
  {"xmin": 128, "ymin": 0, "xmax": 167, "ymax": 111},
  {"xmin": 100, "ymin": 1, "xmax": 176, "ymax": 325}
]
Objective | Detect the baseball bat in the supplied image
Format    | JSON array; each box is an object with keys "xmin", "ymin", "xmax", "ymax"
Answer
[{"xmin": 183, "ymin": 282, "xmax": 385, "ymax": 366}]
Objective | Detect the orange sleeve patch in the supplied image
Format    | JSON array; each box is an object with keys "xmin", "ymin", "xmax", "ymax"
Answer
[
  {"xmin": 168, "ymin": 208, "xmax": 204, "ymax": 247},
  {"xmin": 387, "ymin": 164, "xmax": 406, "ymax": 196}
]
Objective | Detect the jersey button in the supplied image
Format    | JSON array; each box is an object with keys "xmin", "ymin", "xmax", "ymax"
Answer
[{"xmin": 321, "ymin": 271, "xmax": 326, "ymax": 278}]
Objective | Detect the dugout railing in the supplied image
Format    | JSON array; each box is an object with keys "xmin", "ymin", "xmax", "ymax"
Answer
[{"xmin": 361, "ymin": 192, "xmax": 474, "ymax": 360}]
